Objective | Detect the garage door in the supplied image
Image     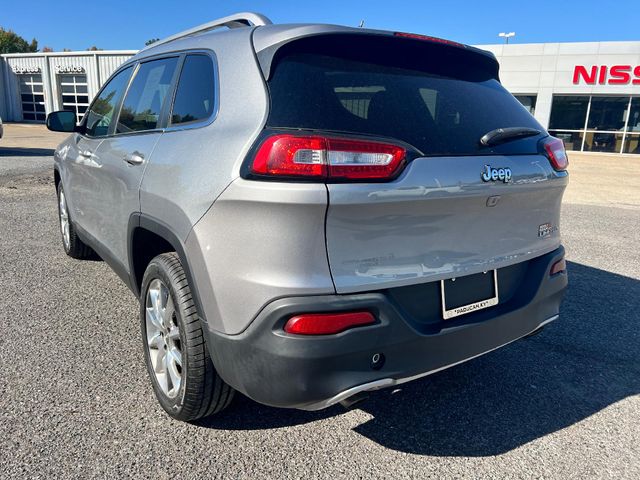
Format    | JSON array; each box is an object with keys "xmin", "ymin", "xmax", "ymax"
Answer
[
  {"xmin": 59, "ymin": 74, "xmax": 90, "ymax": 121},
  {"xmin": 19, "ymin": 74, "xmax": 46, "ymax": 122}
]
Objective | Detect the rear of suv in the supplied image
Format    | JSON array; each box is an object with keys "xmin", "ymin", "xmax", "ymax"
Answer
[{"xmin": 47, "ymin": 12, "xmax": 568, "ymax": 421}]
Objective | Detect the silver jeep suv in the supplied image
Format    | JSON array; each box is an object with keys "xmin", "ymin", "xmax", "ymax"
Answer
[{"xmin": 47, "ymin": 12, "xmax": 568, "ymax": 421}]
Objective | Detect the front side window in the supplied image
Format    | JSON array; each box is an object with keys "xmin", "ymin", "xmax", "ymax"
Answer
[
  {"xmin": 84, "ymin": 67, "xmax": 132, "ymax": 137},
  {"xmin": 170, "ymin": 54, "xmax": 216, "ymax": 125},
  {"xmin": 116, "ymin": 57, "xmax": 178, "ymax": 133}
]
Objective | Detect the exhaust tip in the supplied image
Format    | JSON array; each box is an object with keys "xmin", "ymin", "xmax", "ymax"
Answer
[
  {"xmin": 525, "ymin": 326, "xmax": 544, "ymax": 338},
  {"xmin": 339, "ymin": 392, "xmax": 370, "ymax": 409}
]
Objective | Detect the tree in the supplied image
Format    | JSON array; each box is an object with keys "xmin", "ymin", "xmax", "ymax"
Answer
[
  {"xmin": 145, "ymin": 38, "xmax": 159, "ymax": 46},
  {"xmin": 42, "ymin": 46, "xmax": 54, "ymax": 52},
  {"xmin": 87, "ymin": 45, "xmax": 101, "ymax": 51},
  {"xmin": 0, "ymin": 27, "xmax": 38, "ymax": 53}
]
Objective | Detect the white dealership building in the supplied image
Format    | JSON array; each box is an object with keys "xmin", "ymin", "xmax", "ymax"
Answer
[
  {"xmin": 477, "ymin": 41, "xmax": 640, "ymax": 155},
  {"xmin": 0, "ymin": 50, "xmax": 136, "ymax": 124},
  {"xmin": 0, "ymin": 40, "xmax": 639, "ymax": 154}
]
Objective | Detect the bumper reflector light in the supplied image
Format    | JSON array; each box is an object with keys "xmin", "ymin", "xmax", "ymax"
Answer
[
  {"xmin": 550, "ymin": 258, "xmax": 567, "ymax": 275},
  {"xmin": 284, "ymin": 311, "xmax": 376, "ymax": 335}
]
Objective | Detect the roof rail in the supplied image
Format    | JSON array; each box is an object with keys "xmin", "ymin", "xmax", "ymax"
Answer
[{"xmin": 142, "ymin": 12, "xmax": 272, "ymax": 51}]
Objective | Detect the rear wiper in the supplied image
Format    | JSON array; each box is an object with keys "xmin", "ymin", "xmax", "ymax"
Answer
[{"xmin": 480, "ymin": 127, "xmax": 541, "ymax": 147}]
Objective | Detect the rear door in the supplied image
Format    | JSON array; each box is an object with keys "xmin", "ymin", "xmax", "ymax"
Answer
[
  {"xmin": 89, "ymin": 56, "xmax": 180, "ymax": 265},
  {"xmin": 264, "ymin": 34, "xmax": 568, "ymax": 293}
]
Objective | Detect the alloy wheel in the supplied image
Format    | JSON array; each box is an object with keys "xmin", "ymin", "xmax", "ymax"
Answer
[
  {"xmin": 58, "ymin": 189, "xmax": 70, "ymax": 251},
  {"xmin": 145, "ymin": 279, "xmax": 183, "ymax": 398}
]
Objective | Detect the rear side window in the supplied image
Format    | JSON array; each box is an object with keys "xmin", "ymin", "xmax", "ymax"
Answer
[
  {"xmin": 266, "ymin": 36, "xmax": 543, "ymax": 156},
  {"xmin": 84, "ymin": 66, "xmax": 132, "ymax": 137},
  {"xmin": 170, "ymin": 54, "xmax": 216, "ymax": 125},
  {"xmin": 116, "ymin": 57, "xmax": 178, "ymax": 133}
]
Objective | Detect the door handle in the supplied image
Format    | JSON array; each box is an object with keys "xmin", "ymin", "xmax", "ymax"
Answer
[
  {"xmin": 78, "ymin": 149, "xmax": 93, "ymax": 158},
  {"xmin": 123, "ymin": 151, "xmax": 144, "ymax": 165}
]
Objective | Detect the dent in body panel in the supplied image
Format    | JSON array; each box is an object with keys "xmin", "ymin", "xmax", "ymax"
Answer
[
  {"xmin": 57, "ymin": 133, "xmax": 104, "ymax": 224},
  {"xmin": 53, "ymin": 134, "xmax": 76, "ymax": 187},
  {"xmin": 326, "ymin": 155, "xmax": 568, "ymax": 293},
  {"xmin": 186, "ymin": 179, "xmax": 335, "ymax": 335}
]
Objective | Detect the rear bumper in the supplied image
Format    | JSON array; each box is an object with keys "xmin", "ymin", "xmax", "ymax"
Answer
[{"xmin": 205, "ymin": 247, "xmax": 567, "ymax": 410}]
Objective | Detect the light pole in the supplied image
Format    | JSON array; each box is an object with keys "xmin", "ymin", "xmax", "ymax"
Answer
[{"xmin": 498, "ymin": 32, "xmax": 516, "ymax": 44}]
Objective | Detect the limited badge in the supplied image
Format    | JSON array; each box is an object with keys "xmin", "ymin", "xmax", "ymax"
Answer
[{"xmin": 538, "ymin": 222, "xmax": 558, "ymax": 238}]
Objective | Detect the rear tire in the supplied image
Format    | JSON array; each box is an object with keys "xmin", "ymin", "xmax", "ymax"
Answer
[
  {"xmin": 56, "ymin": 182, "xmax": 94, "ymax": 259},
  {"xmin": 140, "ymin": 253, "xmax": 234, "ymax": 421}
]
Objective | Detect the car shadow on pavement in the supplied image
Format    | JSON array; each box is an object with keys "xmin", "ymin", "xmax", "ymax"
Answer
[
  {"xmin": 198, "ymin": 261, "xmax": 640, "ymax": 456},
  {"xmin": 0, "ymin": 147, "xmax": 55, "ymax": 157}
]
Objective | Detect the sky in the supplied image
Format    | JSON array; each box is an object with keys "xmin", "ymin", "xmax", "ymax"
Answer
[{"xmin": 2, "ymin": 0, "xmax": 639, "ymax": 52}]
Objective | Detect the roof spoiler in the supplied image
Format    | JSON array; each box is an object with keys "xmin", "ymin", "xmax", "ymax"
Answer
[
  {"xmin": 142, "ymin": 12, "xmax": 272, "ymax": 51},
  {"xmin": 255, "ymin": 30, "xmax": 499, "ymax": 81}
]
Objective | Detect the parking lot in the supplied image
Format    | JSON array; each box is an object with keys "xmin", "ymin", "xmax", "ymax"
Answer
[{"xmin": 1, "ymin": 123, "xmax": 638, "ymax": 478}]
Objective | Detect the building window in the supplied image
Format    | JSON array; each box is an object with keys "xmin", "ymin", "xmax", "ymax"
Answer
[
  {"xmin": 549, "ymin": 96, "xmax": 589, "ymax": 130},
  {"xmin": 625, "ymin": 98, "xmax": 640, "ymax": 155},
  {"xmin": 549, "ymin": 95, "xmax": 639, "ymax": 154},
  {"xmin": 628, "ymin": 97, "xmax": 640, "ymax": 133},
  {"xmin": 19, "ymin": 74, "xmax": 46, "ymax": 122},
  {"xmin": 550, "ymin": 131, "xmax": 584, "ymax": 152},
  {"xmin": 587, "ymin": 97, "xmax": 628, "ymax": 131},
  {"xmin": 624, "ymin": 134, "xmax": 640, "ymax": 154},
  {"xmin": 58, "ymin": 74, "xmax": 89, "ymax": 121},
  {"xmin": 583, "ymin": 132, "xmax": 624, "ymax": 153},
  {"xmin": 514, "ymin": 95, "xmax": 537, "ymax": 115}
]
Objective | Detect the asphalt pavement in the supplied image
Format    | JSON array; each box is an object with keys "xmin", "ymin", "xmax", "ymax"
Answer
[{"xmin": 0, "ymin": 143, "xmax": 638, "ymax": 478}]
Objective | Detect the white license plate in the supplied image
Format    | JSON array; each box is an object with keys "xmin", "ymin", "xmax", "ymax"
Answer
[{"xmin": 440, "ymin": 270, "xmax": 499, "ymax": 320}]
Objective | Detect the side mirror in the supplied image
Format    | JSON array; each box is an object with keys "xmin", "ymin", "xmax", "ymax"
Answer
[{"xmin": 46, "ymin": 111, "xmax": 77, "ymax": 132}]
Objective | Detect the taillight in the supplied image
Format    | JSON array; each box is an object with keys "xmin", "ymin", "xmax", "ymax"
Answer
[
  {"xmin": 284, "ymin": 311, "xmax": 376, "ymax": 335},
  {"xmin": 251, "ymin": 134, "xmax": 406, "ymax": 181},
  {"xmin": 542, "ymin": 137, "xmax": 569, "ymax": 171},
  {"xmin": 550, "ymin": 258, "xmax": 567, "ymax": 275}
]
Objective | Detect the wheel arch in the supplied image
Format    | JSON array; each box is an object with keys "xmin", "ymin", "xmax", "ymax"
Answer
[
  {"xmin": 53, "ymin": 167, "xmax": 61, "ymax": 191},
  {"xmin": 128, "ymin": 214, "xmax": 209, "ymax": 324}
]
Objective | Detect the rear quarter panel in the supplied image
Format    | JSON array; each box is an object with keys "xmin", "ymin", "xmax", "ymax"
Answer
[
  {"xmin": 139, "ymin": 28, "xmax": 269, "ymax": 241},
  {"xmin": 186, "ymin": 179, "xmax": 334, "ymax": 335}
]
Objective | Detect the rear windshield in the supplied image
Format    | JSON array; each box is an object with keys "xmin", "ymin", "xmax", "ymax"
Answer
[{"xmin": 266, "ymin": 35, "xmax": 544, "ymax": 156}]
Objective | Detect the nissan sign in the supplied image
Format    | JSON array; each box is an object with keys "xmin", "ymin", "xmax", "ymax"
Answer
[{"xmin": 573, "ymin": 65, "xmax": 640, "ymax": 85}]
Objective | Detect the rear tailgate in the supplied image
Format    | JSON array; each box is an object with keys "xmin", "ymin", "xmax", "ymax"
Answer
[
  {"xmin": 257, "ymin": 30, "xmax": 568, "ymax": 293},
  {"xmin": 326, "ymin": 155, "xmax": 566, "ymax": 292}
]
